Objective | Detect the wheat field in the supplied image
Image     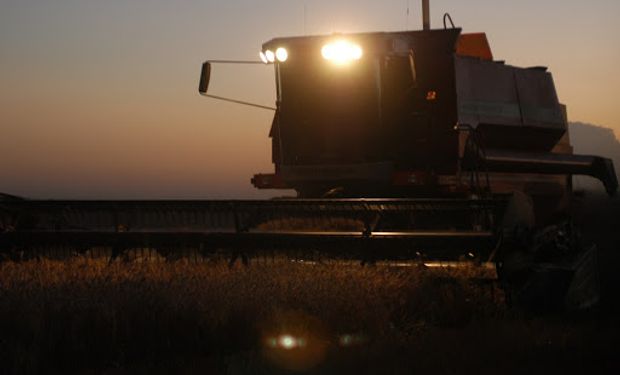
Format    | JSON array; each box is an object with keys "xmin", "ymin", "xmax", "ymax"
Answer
[{"xmin": 0, "ymin": 257, "xmax": 617, "ymax": 374}]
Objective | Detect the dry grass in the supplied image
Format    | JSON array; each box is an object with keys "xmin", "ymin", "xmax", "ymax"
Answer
[{"xmin": 0, "ymin": 258, "xmax": 618, "ymax": 374}]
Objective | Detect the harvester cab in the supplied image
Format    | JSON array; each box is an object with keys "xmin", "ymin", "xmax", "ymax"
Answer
[
  {"xmin": 201, "ymin": 28, "xmax": 480, "ymax": 196},
  {"xmin": 257, "ymin": 29, "xmax": 465, "ymax": 197}
]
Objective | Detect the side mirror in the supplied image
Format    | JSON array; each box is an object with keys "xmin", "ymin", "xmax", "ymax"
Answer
[
  {"xmin": 198, "ymin": 62, "xmax": 211, "ymax": 93},
  {"xmin": 197, "ymin": 59, "xmax": 276, "ymax": 110}
]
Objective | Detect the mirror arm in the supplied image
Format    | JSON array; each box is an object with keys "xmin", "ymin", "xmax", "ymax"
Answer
[
  {"xmin": 207, "ymin": 60, "xmax": 265, "ymax": 65},
  {"xmin": 199, "ymin": 93, "xmax": 276, "ymax": 111}
]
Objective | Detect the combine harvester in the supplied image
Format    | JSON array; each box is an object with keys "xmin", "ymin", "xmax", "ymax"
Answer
[{"xmin": 1, "ymin": 1, "xmax": 616, "ymax": 310}]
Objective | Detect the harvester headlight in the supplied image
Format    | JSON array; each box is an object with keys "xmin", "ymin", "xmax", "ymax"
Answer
[
  {"xmin": 321, "ymin": 40, "xmax": 363, "ymax": 64},
  {"xmin": 265, "ymin": 49, "xmax": 276, "ymax": 63},
  {"xmin": 259, "ymin": 51, "xmax": 269, "ymax": 64},
  {"xmin": 275, "ymin": 47, "xmax": 288, "ymax": 62}
]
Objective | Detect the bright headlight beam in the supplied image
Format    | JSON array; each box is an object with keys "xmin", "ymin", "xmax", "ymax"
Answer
[
  {"xmin": 321, "ymin": 40, "xmax": 362, "ymax": 64},
  {"xmin": 275, "ymin": 47, "xmax": 288, "ymax": 62},
  {"xmin": 259, "ymin": 51, "xmax": 268, "ymax": 64},
  {"xmin": 265, "ymin": 50, "xmax": 275, "ymax": 63}
]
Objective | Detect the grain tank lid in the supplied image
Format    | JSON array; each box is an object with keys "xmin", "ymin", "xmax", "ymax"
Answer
[{"xmin": 456, "ymin": 33, "xmax": 493, "ymax": 61}]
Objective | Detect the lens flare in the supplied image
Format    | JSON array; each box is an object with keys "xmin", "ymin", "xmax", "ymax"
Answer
[
  {"xmin": 265, "ymin": 334, "xmax": 308, "ymax": 350},
  {"xmin": 321, "ymin": 40, "xmax": 363, "ymax": 64},
  {"xmin": 275, "ymin": 47, "xmax": 288, "ymax": 62},
  {"xmin": 279, "ymin": 335, "xmax": 296, "ymax": 349},
  {"xmin": 338, "ymin": 333, "xmax": 367, "ymax": 346}
]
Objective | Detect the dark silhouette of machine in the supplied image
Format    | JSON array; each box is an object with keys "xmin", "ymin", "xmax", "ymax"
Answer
[
  {"xmin": 232, "ymin": 16, "xmax": 617, "ymax": 203},
  {"xmin": 1, "ymin": 2, "xmax": 616, "ymax": 310}
]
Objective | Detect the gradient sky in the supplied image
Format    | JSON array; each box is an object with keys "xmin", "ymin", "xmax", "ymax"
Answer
[{"xmin": 1, "ymin": 0, "xmax": 619, "ymax": 198}]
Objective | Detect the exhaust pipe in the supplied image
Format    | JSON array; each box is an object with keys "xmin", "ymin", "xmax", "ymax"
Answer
[{"xmin": 422, "ymin": 0, "xmax": 430, "ymax": 30}]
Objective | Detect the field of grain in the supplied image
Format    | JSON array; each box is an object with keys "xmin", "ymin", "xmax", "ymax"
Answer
[
  {"xmin": 0, "ymin": 257, "xmax": 617, "ymax": 374},
  {"xmin": 1, "ymin": 193, "xmax": 619, "ymax": 374}
]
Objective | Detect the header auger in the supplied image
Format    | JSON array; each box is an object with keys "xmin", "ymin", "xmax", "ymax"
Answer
[{"xmin": 2, "ymin": 1, "xmax": 617, "ymax": 310}]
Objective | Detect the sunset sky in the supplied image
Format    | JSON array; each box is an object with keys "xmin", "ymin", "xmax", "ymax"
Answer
[{"xmin": 1, "ymin": 0, "xmax": 619, "ymax": 199}]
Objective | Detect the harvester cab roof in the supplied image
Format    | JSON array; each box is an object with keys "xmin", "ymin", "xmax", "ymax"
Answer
[{"xmin": 261, "ymin": 27, "xmax": 493, "ymax": 61}]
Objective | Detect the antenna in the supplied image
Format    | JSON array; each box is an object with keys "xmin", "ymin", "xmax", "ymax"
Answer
[
  {"xmin": 303, "ymin": 3, "xmax": 307, "ymax": 35},
  {"xmin": 422, "ymin": 0, "xmax": 430, "ymax": 30},
  {"xmin": 406, "ymin": 0, "xmax": 410, "ymax": 29}
]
